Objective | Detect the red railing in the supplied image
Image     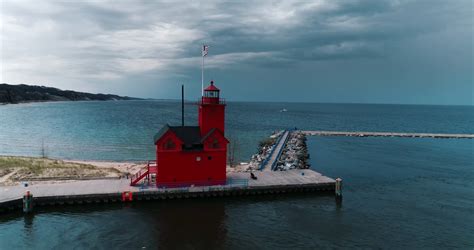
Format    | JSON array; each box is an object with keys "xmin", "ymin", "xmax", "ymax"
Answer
[
  {"xmin": 130, "ymin": 169, "xmax": 149, "ymax": 186},
  {"xmin": 130, "ymin": 160, "xmax": 157, "ymax": 186},
  {"xmin": 197, "ymin": 98, "xmax": 226, "ymax": 105},
  {"xmin": 148, "ymin": 160, "xmax": 157, "ymax": 174},
  {"xmin": 155, "ymin": 179, "xmax": 248, "ymax": 188}
]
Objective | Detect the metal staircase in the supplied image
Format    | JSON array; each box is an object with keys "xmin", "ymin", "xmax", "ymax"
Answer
[{"xmin": 130, "ymin": 160, "xmax": 157, "ymax": 186}]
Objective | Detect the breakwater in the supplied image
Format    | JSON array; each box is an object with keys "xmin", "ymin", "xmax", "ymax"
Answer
[
  {"xmin": 244, "ymin": 130, "xmax": 285, "ymax": 171},
  {"xmin": 302, "ymin": 130, "xmax": 474, "ymax": 139},
  {"xmin": 275, "ymin": 131, "xmax": 310, "ymax": 171}
]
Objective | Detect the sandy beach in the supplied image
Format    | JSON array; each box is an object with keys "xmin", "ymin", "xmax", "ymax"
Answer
[
  {"xmin": 65, "ymin": 160, "xmax": 146, "ymax": 176},
  {"xmin": 0, "ymin": 156, "xmax": 255, "ymax": 186},
  {"xmin": 0, "ymin": 157, "xmax": 132, "ymax": 186}
]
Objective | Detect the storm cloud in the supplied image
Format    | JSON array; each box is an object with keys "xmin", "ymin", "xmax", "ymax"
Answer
[{"xmin": 1, "ymin": 0, "xmax": 472, "ymax": 104}]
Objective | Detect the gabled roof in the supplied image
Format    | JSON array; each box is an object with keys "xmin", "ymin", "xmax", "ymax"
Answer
[
  {"xmin": 169, "ymin": 126, "xmax": 202, "ymax": 145},
  {"xmin": 154, "ymin": 124, "xmax": 229, "ymax": 152},
  {"xmin": 153, "ymin": 124, "xmax": 172, "ymax": 144},
  {"xmin": 154, "ymin": 124, "xmax": 202, "ymax": 145},
  {"xmin": 201, "ymin": 128, "xmax": 229, "ymax": 143}
]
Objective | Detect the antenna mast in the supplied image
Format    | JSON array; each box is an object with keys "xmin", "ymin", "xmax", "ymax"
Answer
[{"xmin": 201, "ymin": 44, "xmax": 209, "ymax": 96}]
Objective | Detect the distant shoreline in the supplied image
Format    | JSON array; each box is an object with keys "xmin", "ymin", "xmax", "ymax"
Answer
[
  {"xmin": 0, "ymin": 83, "xmax": 141, "ymax": 105},
  {"xmin": 0, "ymin": 99, "xmax": 143, "ymax": 106}
]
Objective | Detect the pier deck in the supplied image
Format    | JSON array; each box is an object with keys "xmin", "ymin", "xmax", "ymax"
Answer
[
  {"xmin": 0, "ymin": 169, "xmax": 335, "ymax": 212},
  {"xmin": 302, "ymin": 130, "xmax": 474, "ymax": 139}
]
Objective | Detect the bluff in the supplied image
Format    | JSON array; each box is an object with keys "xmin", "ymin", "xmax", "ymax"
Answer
[{"xmin": 0, "ymin": 83, "xmax": 138, "ymax": 104}]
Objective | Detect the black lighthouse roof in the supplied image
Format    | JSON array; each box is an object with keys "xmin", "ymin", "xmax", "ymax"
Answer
[
  {"xmin": 153, "ymin": 124, "xmax": 227, "ymax": 151},
  {"xmin": 154, "ymin": 124, "xmax": 201, "ymax": 145}
]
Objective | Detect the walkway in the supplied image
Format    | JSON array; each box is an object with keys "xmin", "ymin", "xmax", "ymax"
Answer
[
  {"xmin": 0, "ymin": 169, "xmax": 335, "ymax": 206},
  {"xmin": 302, "ymin": 130, "xmax": 474, "ymax": 139},
  {"xmin": 0, "ymin": 179, "xmax": 133, "ymax": 203},
  {"xmin": 262, "ymin": 130, "xmax": 290, "ymax": 171}
]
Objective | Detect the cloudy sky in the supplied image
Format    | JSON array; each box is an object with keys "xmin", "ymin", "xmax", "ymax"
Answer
[{"xmin": 1, "ymin": 0, "xmax": 472, "ymax": 105}]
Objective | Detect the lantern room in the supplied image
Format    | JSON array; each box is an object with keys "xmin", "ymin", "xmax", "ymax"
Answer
[{"xmin": 202, "ymin": 80, "xmax": 220, "ymax": 104}]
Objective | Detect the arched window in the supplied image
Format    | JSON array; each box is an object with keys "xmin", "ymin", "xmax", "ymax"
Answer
[{"xmin": 163, "ymin": 138, "xmax": 176, "ymax": 150}]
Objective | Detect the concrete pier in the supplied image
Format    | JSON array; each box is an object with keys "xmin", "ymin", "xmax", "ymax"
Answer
[
  {"xmin": 302, "ymin": 130, "xmax": 474, "ymax": 139},
  {"xmin": 0, "ymin": 169, "xmax": 335, "ymax": 213}
]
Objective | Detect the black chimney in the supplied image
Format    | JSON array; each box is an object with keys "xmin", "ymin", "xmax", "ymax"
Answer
[{"xmin": 181, "ymin": 84, "xmax": 184, "ymax": 127}]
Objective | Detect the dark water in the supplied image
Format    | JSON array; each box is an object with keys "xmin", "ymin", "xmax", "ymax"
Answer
[{"xmin": 0, "ymin": 101, "xmax": 473, "ymax": 249}]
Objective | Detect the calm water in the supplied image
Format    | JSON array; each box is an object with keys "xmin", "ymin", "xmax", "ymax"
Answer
[{"xmin": 0, "ymin": 101, "xmax": 473, "ymax": 249}]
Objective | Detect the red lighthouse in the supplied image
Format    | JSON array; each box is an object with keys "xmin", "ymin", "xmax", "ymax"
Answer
[
  {"xmin": 199, "ymin": 81, "xmax": 225, "ymax": 136},
  {"xmin": 149, "ymin": 81, "xmax": 228, "ymax": 187}
]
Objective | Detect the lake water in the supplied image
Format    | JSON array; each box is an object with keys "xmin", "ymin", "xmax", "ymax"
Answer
[{"xmin": 0, "ymin": 101, "xmax": 473, "ymax": 249}]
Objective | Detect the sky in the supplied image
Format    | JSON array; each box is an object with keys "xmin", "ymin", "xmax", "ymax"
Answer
[{"xmin": 0, "ymin": 0, "xmax": 472, "ymax": 105}]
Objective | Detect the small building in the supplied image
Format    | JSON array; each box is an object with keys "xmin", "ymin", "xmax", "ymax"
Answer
[{"xmin": 150, "ymin": 81, "xmax": 228, "ymax": 187}]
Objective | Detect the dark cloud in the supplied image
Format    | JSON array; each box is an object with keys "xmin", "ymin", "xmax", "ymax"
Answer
[{"xmin": 1, "ymin": 0, "xmax": 472, "ymax": 104}]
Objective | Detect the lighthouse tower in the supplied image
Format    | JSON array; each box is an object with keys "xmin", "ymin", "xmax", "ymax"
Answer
[
  {"xmin": 129, "ymin": 45, "xmax": 230, "ymax": 188},
  {"xmin": 199, "ymin": 80, "xmax": 225, "ymax": 136}
]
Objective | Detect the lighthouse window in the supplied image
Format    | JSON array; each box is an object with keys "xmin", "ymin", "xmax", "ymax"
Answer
[
  {"xmin": 163, "ymin": 138, "xmax": 176, "ymax": 150},
  {"xmin": 205, "ymin": 91, "xmax": 218, "ymax": 98},
  {"xmin": 211, "ymin": 138, "xmax": 220, "ymax": 149}
]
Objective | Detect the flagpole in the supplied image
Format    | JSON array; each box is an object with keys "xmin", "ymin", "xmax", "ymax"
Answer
[{"xmin": 201, "ymin": 48, "xmax": 204, "ymax": 97}]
